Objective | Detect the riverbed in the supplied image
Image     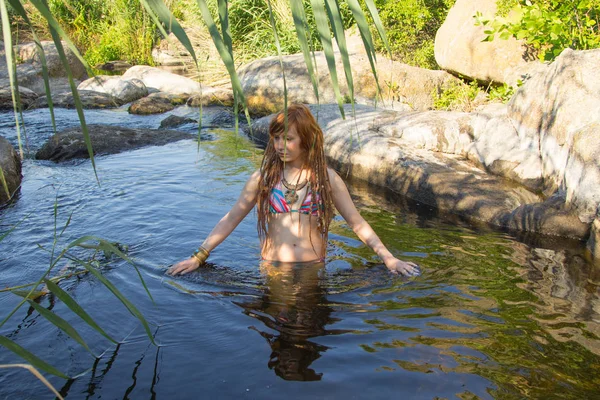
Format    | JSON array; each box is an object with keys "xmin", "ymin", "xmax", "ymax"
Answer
[{"xmin": 1, "ymin": 106, "xmax": 599, "ymax": 399}]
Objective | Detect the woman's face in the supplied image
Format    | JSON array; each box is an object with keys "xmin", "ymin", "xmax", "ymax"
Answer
[{"xmin": 273, "ymin": 125, "xmax": 305, "ymax": 165}]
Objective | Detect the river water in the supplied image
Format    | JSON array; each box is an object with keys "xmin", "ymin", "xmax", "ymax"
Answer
[{"xmin": 1, "ymin": 106, "xmax": 599, "ymax": 399}]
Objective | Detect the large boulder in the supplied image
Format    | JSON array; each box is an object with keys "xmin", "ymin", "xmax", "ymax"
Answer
[
  {"xmin": 0, "ymin": 136, "xmax": 22, "ymax": 203},
  {"xmin": 250, "ymin": 104, "xmax": 589, "ymax": 240},
  {"xmin": 35, "ymin": 125, "xmax": 195, "ymax": 162},
  {"xmin": 78, "ymin": 76, "xmax": 148, "ymax": 104},
  {"xmin": 122, "ymin": 65, "xmax": 203, "ymax": 95},
  {"xmin": 4, "ymin": 41, "xmax": 89, "ymax": 96},
  {"xmin": 508, "ymin": 48, "xmax": 600, "ymax": 224},
  {"xmin": 16, "ymin": 41, "xmax": 87, "ymax": 80},
  {"xmin": 239, "ymin": 47, "xmax": 460, "ymax": 116},
  {"xmin": 434, "ymin": 0, "xmax": 535, "ymax": 85}
]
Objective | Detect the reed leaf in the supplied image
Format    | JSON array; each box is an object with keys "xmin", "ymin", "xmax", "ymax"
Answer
[
  {"xmin": 67, "ymin": 253, "xmax": 156, "ymax": 345},
  {"xmin": 0, "ymin": 0, "xmax": 24, "ymax": 159},
  {"xmin": 345, "ymin": 0, "xmax": 381, "ymax": 102},
  {"xmin": 0, "ymin": 167, "xmax": 11, "ymax": 199},
  {"xmin": 22, "ymin": 299, "xmax": 93, "ymax": 355},
  {"xmin": 28, "ymin": 0, "xmax": 99, "ymax": 183},
  {"xmin": 364, "ymin": 0, "xmax": 391, "ymax": 55},
  {"xmin": 0, "ymin": 336, "xmax": 69, "ymax": 379},
  {"xmin": 27, "ymin": 0, "xmax": 90, "ymax": 72},
  {"xmin": 0, "ymin": 364, "xmax": 64, "ymax": 399},
  {"xmin": 142, "ymin": 0, "xmax": 198, "ymax": 64},
  {"xmin": 64, "ymin": 235, "xmax": 153, "ymax": 303},
  {"xmin": 7, "ymin": 0, "xmax": 58, "ymax": 135},
  {"xmin": 267, "ymin": 0, "xmax": 288, "ymax": 127},
  {"xmin": 44, "ymin": 279, "xmax": 118, "ymax": 345},
  {"xmin": 290, "ymin": 0, "xmax": 320, "ymax": 104},
  {"xmin": 309, "ymin": 0, "xmax": 345, "ymax": 118},
  {"xmin": 196, "ymin": 0, "xmax": 244, "ymax": 105},
  {"xmin": 324, "ymin": 0, "xmax": 355, "ymax": 113}
]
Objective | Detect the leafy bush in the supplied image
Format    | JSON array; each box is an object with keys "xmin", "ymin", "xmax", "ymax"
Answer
[
  {"xmin": 433, "ymin": 79, "xmax": 482, "ymax": 111},
  {"xmin": 476, "ymin": 0, "xmax": 600, "ymax": 61},
  {"xmin": 371, "ymin": 0, "xmax": 456, "ymax": 69}
]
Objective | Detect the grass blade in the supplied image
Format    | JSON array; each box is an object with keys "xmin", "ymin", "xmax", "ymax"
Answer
[
  {"xmin": 44, "ymin": 279, "xmax": 118, "ymax": 345},
  {"xmin": 324, "ymin": 0, "xmax": 355, "ymax": 114},
  {"xmin": 64, "ymin": 235, "xmax": 154, "ymax": 303},
  {"xmin": 310, "ymin": 0, "xmax": 345, "ymax": 118},
  {"xmin": 0, "ymin": 364, "xmax": 64, "ymax": 399},
  {"xmin": 69, "ymin": 254, "xmax": 156, "ymax": 345},
  {"xmin": 23, "ymin": 299, "xmax": 93, "ymax": 355},
  {"xmin": 290, "ymin": 0, "xmax": 320, "ymax": 104},
  {"xmin": 27, "ymin": 0, "xmax": 91, "ymax": 72},
  {"xmin": 267, "ymin": 0, "xmax": 288, "ymax": 125},
  {"xmin": 7, "ymin": 0, "xmax": 58, "ymax": 135},
  {"xmin": 364, "ymin": 0, "xmax": 391, "ymax": 55},
  {"xmin": 345, "ymin": 0, "xmax": 381, "ymax": 103},
  {"xmin": 28, "ymin": 0, "xmax": 99, "ymax": 183},
  {"xmin": 0, "ymin": 167, "xmax": 11, "ymax": 199},
  {"xmin": 142, "ymin": 0, "xmax": 197, "ymax": 64},
  {"xmin": 0, "ymin": 336, "xmax": 69, "ymax": 379},
  {"xmin": 0, "ymin": 0, "xmax": 24, "ymax": 159}
]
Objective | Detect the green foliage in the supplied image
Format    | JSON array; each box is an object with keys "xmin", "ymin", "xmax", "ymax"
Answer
[
  {"xmin": 371, "ymin": 0, "xmax": 456, "ymax": 69},
  {"xmin": 433, "ymin": 79, "xmax": 482, "ymax": 111},
  {"xmin": 476, "ymin": 0, "xmax": 600, "ymax": 61},
  {"xmin": 487, "ymin": 82, "xmax": 516, "ymax": 103}
]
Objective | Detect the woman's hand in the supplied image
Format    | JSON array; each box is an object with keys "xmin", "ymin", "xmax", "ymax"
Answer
[
  {"xmin": 385, "ymin": 257, "xmax": 421, "ymax": 276},
  {"xmin": 168, "ymin": 257, "xmax": 202, "ymax": 275}
]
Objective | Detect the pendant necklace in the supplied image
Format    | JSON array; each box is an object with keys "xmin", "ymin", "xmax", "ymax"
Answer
[{"xmin": 282, "ymin": 174, "xmax": 308, "ymax": 205}]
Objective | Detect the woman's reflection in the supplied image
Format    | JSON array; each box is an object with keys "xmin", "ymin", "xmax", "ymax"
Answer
[{"xmin": 235, "ymin": 261, "xmax": 344, "ymax": 381}]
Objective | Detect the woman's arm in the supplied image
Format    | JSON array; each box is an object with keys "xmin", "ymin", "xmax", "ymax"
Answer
[
  {"xmin": 327, "ymin": 168, "xmax": 419, "ymax": 276},
  {"xmin": 168, "ymin": 169, "xmax": 261, "ymax": 275}
]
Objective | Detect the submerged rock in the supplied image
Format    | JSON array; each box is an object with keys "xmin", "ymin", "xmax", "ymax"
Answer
[
  {"xmin": 0, "ymin": 136, "xmax": 22, "ymax": 203},
  {"xmin": 160, "ymin": 115, "xmax": 197, "ymax": 128},
  {"xmin": 35, "ymin": 124, "xmax": 195, "ymax": 162}
]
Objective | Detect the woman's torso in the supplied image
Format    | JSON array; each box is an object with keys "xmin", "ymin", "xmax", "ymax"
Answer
[{"xmin": 262, "ymin": 181, "xmax": 325, "ymax": 262}]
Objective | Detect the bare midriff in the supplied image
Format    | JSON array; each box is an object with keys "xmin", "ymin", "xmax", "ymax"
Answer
[{"xmin": 261, "ymin": 212, "xmax": 325, "ymax": 262}]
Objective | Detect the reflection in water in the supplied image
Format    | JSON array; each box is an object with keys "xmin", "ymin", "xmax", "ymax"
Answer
[{"xmin": 235, "ymin": 261, "xmax": 345, "ymax": 381}]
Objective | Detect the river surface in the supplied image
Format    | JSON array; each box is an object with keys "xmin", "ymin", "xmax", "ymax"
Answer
[{"xmin": 1, "ymin": 107, "xmax": 599, "ymax": 399}]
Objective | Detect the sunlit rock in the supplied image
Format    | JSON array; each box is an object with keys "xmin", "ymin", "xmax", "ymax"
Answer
[
  {"xmin": 508, "ymin": 49, "xmax": 600, "ymax": 224},
  {"xmin": 434, "ymin": 0, "xmax": 537, "ymax": 85},
  {"xmin": 239, "ymin": 49, "xmax": 459, "ymax": 116},
  {"xmin": 78, "ymin": 76, "xmax": 148, "ymax": 104}
]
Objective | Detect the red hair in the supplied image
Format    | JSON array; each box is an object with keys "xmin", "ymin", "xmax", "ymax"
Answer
[{"xmin": 256, "ymin": 104, "xmax": 334, "ymax": 256}]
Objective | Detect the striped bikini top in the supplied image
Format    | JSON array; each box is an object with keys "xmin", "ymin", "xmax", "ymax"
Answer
[{"xmin": 269, "ymin": 180, "xmax": 322, "ymax": 216}]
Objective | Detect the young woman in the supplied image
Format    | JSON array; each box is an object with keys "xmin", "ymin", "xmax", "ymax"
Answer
[{"xmin": 168, "ymin": 104, "xmax": 419, "ymax": 276}]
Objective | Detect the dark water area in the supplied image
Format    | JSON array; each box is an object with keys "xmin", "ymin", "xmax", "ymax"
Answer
[{"xmin": 1, "ymin": 107, "xmax": 599, "ymax": 399}]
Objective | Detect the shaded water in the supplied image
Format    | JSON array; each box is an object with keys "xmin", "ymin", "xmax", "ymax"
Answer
[{"xmin": 1, "ymin": 107, "xmax": 599, "ymax": 399}]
